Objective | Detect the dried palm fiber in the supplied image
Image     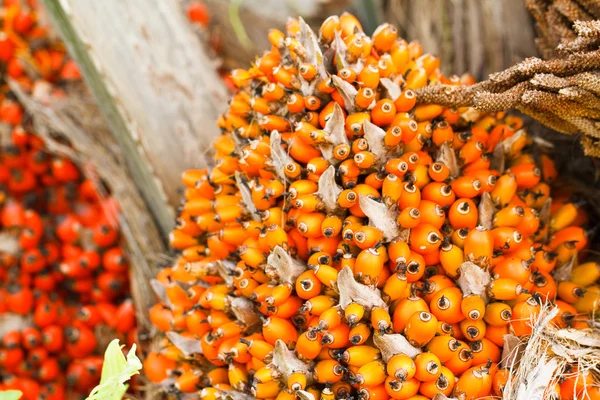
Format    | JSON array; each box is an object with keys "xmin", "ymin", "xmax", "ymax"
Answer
[
  {"xmin": 501, "ymin": 303, "xmax": 600, "ymax": 400},
  {"xmin": 415, "ymin": 20, "xmax": 600, "ymax": 156},
  {"xmin": 433, "ymin": 302, "xmax": 600, "ymax": 400}
]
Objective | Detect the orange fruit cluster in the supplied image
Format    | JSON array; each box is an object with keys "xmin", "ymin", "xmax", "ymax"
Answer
[
  {"xmin": 0, "ymin": 2, "xmax": 136, "ymax": 399},
  {"xmin": 147, "ymin": 12, "xmax": 600, "ymax": 400}
]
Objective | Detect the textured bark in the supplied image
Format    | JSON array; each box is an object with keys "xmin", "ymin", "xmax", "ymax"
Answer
[
  {"xmin": 526, "ymin": 0, "xmax": 599, "ymax": 58},
  {"xmin": 383, "ymin": 0, "xmax": 539, "ymax": 80},
  {"xmin": 42, "ymin": 0, "xmax": 230, "ymax": 236}
]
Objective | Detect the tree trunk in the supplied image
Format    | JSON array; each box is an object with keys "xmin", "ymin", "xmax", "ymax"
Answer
[
  {"xmin": 383, "ymin": 0, "xmax": 539, "ymax": 80},
  {"xmin": 42, "ymin": 0, "xmax": 230, "ymax": 236}
]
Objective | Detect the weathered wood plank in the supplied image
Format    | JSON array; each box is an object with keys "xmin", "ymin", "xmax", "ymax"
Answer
[{"xmin": 42, "ymin": 0, "xmax": 230, "ymax": 235}]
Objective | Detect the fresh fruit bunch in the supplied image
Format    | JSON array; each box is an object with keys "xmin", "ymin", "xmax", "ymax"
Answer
[
  {"xmin": 147, "ymin": 12, "xmax": 600, "ymax": 400},
  {"xmin": 0, "ymin": 2, "xmax": 136, "ymax": 399}
]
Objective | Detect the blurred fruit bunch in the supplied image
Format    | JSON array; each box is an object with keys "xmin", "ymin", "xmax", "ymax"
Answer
[
  {"xmin": 149, "ymin": 11, "xmax": 599, "ymax": 400},
  {"xmin": 0, "ymin": 1, "xmax": 136, "ymax": 399}
]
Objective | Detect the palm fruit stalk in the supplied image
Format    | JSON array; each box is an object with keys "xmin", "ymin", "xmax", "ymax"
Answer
[{"xmin": 146, "ymin": 12, "xmax": 600, "ymax": 400}]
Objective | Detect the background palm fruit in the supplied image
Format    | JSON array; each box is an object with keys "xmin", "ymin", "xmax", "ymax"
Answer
[
  {"xmin": 148, "ymin": 12, "xmax": 600, "ymax": 400},
  {"xmin": 0, "ymin": 2, "xmax": 136, "ymax": 399}
]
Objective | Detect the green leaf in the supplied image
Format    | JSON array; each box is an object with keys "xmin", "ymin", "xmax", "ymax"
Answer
[
  {"xmin": 0, "ymin": 390, "xmax": 23, "ymax": 400},
  {"xmin": 85, "ymin": 339, "xmax": 142, "ymax": 400}
]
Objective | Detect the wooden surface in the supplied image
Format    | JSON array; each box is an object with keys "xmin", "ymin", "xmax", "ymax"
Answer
[{"xmin": 42, "ymin": 0, "xmax": 230, "ymax": 236}]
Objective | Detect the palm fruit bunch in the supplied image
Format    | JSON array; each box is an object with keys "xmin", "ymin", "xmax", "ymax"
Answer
[
  {"xmin": 0, "ymin": 2, "xmax": 136, "ymax": 399},
  {"xmin": 146, "ymin": 12, "xmax": 600, "ymax": 400}
]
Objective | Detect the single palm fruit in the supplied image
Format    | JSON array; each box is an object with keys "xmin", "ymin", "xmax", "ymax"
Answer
[{"xmin": 149, "ymin": 12, "xmax": 599, "ymax": 399}]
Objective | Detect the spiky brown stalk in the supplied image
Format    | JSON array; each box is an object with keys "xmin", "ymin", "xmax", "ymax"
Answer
[{"xmin": 415, "ymin": 15, "xmax": 600, "ymax": 156}]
